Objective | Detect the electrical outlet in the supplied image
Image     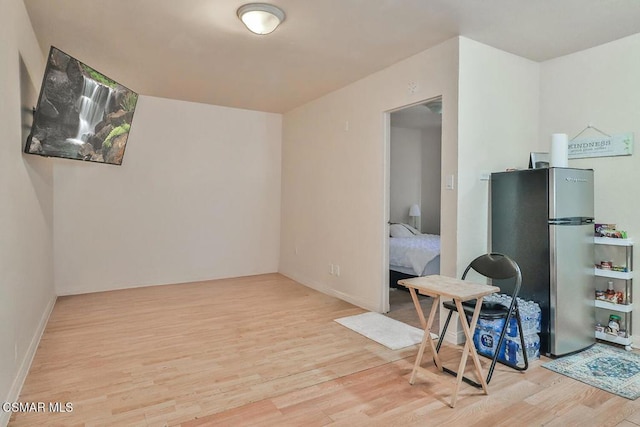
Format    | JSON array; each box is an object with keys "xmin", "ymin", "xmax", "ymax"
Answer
[{"xmin": 335, "ymin": 265, "xmax": 340, "ymax": 277}]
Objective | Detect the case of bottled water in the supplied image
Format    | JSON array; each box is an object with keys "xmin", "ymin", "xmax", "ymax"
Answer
[{"xmin": 470, "ymin": 294, "xmax": 541, "ymax": 364}]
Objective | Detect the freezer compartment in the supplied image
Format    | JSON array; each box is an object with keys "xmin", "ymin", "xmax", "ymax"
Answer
[{"xmin": 549, "ymin": 168, "xmax": 594, "ymax": 221}]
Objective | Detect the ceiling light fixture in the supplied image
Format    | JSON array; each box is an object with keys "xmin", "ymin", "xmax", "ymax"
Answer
[{"xmin": 237, "ymin": 3, "xmax": 285, "ymax": 35}]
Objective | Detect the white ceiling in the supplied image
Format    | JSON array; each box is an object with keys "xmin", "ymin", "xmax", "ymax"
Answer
[{"xmin": 23, "ymin": 0, "xmax": 640, "ymax": 113}]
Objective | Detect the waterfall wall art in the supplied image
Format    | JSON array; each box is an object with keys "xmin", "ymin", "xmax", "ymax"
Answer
[{"xmin": 24, "ymin": 46, "xmax": 138, "ymax": 165}]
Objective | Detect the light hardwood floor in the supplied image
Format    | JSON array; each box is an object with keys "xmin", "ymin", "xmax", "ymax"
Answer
[
  {"xmin": 9, "ymin": 273, "xmax": 640, "ymax": 426},
  {"xmin": 386, "ymin": 286, "xmax": 436, "ymax": 330}
]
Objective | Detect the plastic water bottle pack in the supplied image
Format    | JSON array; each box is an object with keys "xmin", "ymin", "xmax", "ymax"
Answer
[{"xmin": 471, "ymin": 294, "xmax": 541, "ymax": 363}]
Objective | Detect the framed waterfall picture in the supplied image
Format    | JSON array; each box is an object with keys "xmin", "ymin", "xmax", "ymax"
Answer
[{"xmin": 24, "ymin": 46, "xmax": 138, "ymax": 165}]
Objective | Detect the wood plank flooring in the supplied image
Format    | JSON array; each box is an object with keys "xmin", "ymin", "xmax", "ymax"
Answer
[
  {"xmin": 386, "ymin": 286, "xmax": 436, "ymax": 330},
  {"xmin": 9, "ymin": 273, "xmax": 640, "ymax": 426}
]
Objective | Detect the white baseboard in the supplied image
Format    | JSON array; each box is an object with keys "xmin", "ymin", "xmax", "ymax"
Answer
[
  {"xmin": 1, "ymin": 295, "xmax": 56, "ymax": 427},
  {"xmin": 55, "ymin": 271, "xmax": 280, "ymax": 296},
  {"xmin": 280, "ymin": 272, "xmax": 379, "ymax": 312},
  {"xmin": 55, "ymin": 277, "xmax": 194, "ymax": 296},
  {"xmin": 631, "ymin": 334, "xmax": 638, "ymax": 350},
  {"xmin": 444, "ymin": 328, "xmax": 466, "ymax": 345}
]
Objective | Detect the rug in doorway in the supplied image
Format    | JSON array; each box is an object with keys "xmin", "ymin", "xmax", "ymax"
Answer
[
  {"xmin": 334, "ymin": 312, "xmax": 438, "ymax": 350},
  {"xmin": 542, "ymin": 343, "xmax": 640, "ymax": 399}
]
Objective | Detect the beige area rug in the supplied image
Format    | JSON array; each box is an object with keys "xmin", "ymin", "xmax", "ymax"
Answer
[{"xmin": 335, "ymin": 312, "xmax": 438, "ymax": 350}]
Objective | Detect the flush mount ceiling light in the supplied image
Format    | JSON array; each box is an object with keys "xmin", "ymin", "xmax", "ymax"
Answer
[{"xmin": 237, "ymin": 3, "xmax": 285, "ymax": 35}]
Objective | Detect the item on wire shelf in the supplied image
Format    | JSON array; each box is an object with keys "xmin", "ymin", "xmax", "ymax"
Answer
[
  {"xmin": 600, "ymin": 261, "xmax": 613, "ymax": 270},
  {"xmin": 605, "ymin": 281, "xmax": 616, "ymax": 302},
  {"xmin": 595, "ymin": 223, "xmax": 628, "ymax": 238},
  {"xmin": 607, "ymin": 315, "xmax": 621, "ymax": 336},
  {"xmin": 612, "ymin": 265, "xmax": 630, "ymax": 272},
  {"xmin": 596, "ymin": 262, "xmax": 629, "ymax": 272}
]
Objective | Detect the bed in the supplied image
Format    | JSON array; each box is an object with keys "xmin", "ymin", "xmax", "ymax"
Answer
[{"xmin": 389, "ymin": 223, "xmax": 440, "ymax": 286}]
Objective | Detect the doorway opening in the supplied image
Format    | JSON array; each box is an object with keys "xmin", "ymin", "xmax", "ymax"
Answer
[{"xmin": 384, "ymin": 97, "xmax": 442, "ymax": 329}]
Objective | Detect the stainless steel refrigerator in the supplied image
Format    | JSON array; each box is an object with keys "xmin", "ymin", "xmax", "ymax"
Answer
[{"xmin": 490, "ymin": 167, "xmax": 595, "ymax": 357}]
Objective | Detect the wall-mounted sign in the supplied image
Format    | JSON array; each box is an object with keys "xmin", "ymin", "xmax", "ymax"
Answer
[{"xmin": 568, "ymin": 133, "xmax": 633, "ymax": 159}]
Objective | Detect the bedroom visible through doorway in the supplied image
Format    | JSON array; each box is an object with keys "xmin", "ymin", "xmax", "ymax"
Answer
[{"xmin": 386, "ymin": 98, "xmax": 442, "ymax": 324}]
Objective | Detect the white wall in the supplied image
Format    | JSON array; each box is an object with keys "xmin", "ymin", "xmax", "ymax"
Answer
[
  {"xmin": 389, "ymin": 124, "xmax": 441, "ymax": 234},
  {"xmin": 421, "ymin": 126, "xmax": 442, "ymax": 234},
  {"xmin": 54, "ymin": 96, "xmax": 282, "ymax": 295},
  {"xmin": 279, "ymin": 36, "xmax": 538, "ymax": 319},
  {"xmin": 390, "ymin": 126, "xmax": 422, "ymax": 225},
  {"xmin": 457, "ymin": 38, "xmax": 540, "ymax": 274},
  {"xmin": 539, "ymin": 33, "xmax": 640, "ymax": 341},
  {"xmin": 280, "ymin": 38, "xmax": 460, "ymax": 311},
  {"xmin": 0, "ymin": 0, "xmax": 56, "ymax": 423}
]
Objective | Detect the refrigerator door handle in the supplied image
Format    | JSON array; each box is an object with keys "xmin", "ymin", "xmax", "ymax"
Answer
[{"xmin": 549, "ymin": 217, "xmax": 595, "ymax": 225}]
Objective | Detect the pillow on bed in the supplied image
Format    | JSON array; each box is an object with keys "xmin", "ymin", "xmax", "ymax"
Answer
[
  {"xmin": 390, "ymin": 223, "xmax": 419, "ymax": 237},
  {"xmin": 402, "ymin": 223, "xmax": 421, "ymax": 235}
]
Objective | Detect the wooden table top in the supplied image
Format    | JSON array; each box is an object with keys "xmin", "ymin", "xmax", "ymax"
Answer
[{"xmin": 398, "ymin": 275, "xmax": 500, "ymax": 301}]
